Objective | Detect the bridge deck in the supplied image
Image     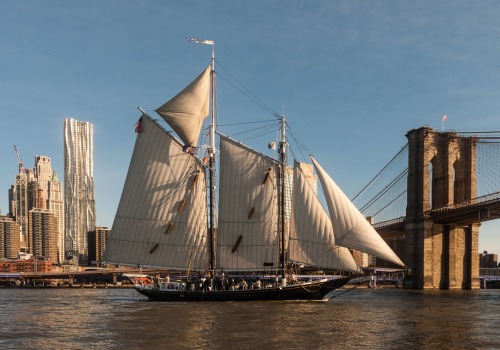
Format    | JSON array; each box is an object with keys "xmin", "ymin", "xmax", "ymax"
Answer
[{"xmin": 374, "ymin": 192, "xmax": 500, "ymax": 239}]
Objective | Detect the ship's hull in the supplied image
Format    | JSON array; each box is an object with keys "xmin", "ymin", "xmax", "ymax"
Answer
[{"xmin": 134, "ymin": 277, "xmax": 351, "ymax": 302}]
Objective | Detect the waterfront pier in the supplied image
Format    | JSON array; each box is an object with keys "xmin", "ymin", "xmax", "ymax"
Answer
[{"xmin": 0, "ymin": 268, "xmax": 167, "ymax": 287}]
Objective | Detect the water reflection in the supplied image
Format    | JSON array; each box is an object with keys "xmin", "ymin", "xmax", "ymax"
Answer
[{"xmin": 1, "ymin": 288, "xmax": 499, "ymax": 349}]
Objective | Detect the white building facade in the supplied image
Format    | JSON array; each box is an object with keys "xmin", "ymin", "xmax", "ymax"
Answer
[
  {"xmin": 64, "ymin": 118, "xmax": 96, "ymax": 264},
  {"xmin": 49, "ymin": 170, "xmax": 64, "ymax": 263}
]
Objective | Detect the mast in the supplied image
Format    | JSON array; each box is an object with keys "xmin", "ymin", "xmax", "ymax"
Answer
[
  {"xmin": 208, "ymin": 41, "xmax": 216, "ymax": 278},
  {"xmin": 186, "ymin": 37, "xmax": 216, "ymax": 277},
  {"xmin": 279, "ymin": 115, "xmax": 287, "ymax": 280}
]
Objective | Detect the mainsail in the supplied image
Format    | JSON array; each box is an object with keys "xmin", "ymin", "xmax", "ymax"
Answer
[
  {"xmin": 216, "ymin": 135, "xmax": 280, "ymax": 270},
  {"xmin": 155, "ymin": 66, "xmax": 211, "ymax": 147},
  {"xmin": 288, "ymin": 161, "xmax": 361, "ymax": 273},
  {"xmin": 103, "ymin": 115, "xmax": 208, "ymax": 269},
  {"xmin": 311, "ymin": 156, "xmax": 405, "ymax": 266}
]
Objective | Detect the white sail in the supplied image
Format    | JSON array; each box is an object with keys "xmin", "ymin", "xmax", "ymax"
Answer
[
  {"xmin": 311, "ymin": 156, "xmax": 405, "ymax": 266},
  {"xmin": 155, "ymin": 66, "xmax": 210, "ymax": 147},
  {"xmin": 217, "ymin": 135, "xmax": 280, "ymax": 270},
  {"xmin": 288, "ymin": 162, "xmax": 361, "ymax": 273},
  {"xmin": 103, "ymin": 115, "xmax": 208, "ymax": 269}
]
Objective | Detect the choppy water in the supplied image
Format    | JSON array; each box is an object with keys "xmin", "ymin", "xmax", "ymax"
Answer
[{"xmin": 0, "ymin": 287, "xmax": 499, "ymax": 349}]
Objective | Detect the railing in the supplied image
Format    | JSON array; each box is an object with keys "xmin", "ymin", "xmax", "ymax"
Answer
[
  {"xmin": 372, "ymin": 216, "xmax": 405, "ymax": 230},
  {"xmin": 428, "ymin": 191, "xmax": 500, "ymax": 217}
]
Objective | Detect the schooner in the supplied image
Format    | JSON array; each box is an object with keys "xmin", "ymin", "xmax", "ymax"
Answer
[{"xmin": 103, "ymin": 39, "xmax": 404, "ymax": 301}]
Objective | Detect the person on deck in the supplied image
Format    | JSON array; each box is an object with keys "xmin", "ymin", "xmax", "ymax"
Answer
[{"xmin": 239, "ymin": 278, "xmax": 248, "ymax": 290}]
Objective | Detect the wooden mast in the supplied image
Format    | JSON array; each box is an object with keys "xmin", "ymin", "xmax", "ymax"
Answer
[
  {"xmin": 186, "ymin": 37, "xmax": 216, "ymax": 278},
  {"xmin": 279, "ymin": 115, "xmax": 287, "ymax": 280},
  {"xmin": 208, "ymin": 41, "xmax": 216, "ymax": 278}
]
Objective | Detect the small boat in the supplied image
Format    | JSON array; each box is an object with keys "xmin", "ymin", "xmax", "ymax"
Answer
[{"xmin": 103, "ymin": 39, "xmax": 405, "ymax": 302}]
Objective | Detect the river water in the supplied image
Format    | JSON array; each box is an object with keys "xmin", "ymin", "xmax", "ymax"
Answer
[{"xmin": 0, "ymin": 287, "xmax": 499, "ymax": 349}]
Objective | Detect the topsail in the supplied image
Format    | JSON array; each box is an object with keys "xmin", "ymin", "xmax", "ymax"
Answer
[{"xmin": 156, "ymin": 66, "xmax": 211, "ymax": 147}]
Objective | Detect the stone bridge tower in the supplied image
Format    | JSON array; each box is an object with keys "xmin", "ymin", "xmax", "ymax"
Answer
[{"xmin": 405, "ymin": 126, "xmax": 480, "ymax": 289}]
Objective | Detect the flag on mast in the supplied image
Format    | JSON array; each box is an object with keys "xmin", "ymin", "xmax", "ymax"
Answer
[
  {"xmin": 186, "ymin": 37, "xmax": 214, "ymax": 45},
  {"xmin": 441, "ymin": 114, "xmax": 447, "ymax": 131}
]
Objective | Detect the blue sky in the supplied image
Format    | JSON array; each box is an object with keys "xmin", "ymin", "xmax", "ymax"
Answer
[{"xmin": 1, "ymin": 1, "xmax": 499, "ymax": 255}]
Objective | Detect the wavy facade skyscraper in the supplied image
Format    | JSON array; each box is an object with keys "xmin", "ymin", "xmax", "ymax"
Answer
[{"xmin": 64, "ymin": 118, "xmax": 96, "ymax": 264}]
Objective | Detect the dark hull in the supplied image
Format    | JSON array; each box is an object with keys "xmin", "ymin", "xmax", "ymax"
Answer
[{"xmin": 134, "ymin": 277, "xmax": 351, "ymax": 302}]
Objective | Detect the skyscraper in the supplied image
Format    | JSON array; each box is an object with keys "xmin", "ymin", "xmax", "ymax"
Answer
[
  {"xmin": 33, "ymin": 156, "xmax": 65, "ymax": 263},
  {"xmin": 34, "ymin": 156, "xmax": 52, "ymax": 208},
  {"xmin": 87, "ymin": 226, "xmax": 110, "ymax": 266},
  {"xmin": 49, "ymin": 170, "xmax": 64, "ymax": 263},
  {"xmin": 0, "ymin": 215, "xmax": 21, "ymax": 259},
  {"xmin": 29, "ymin": 209, "xmax": 58, "ymax": 263},
  {"xmin": 8, "ymin": 155, "xmax": 64, "ymax": 260},
  {"xmin": 64, "ymin": 118, "xmax": 96, "ymax": 264},
  {"xmin": 9, "ymin": 169, "xmax": 36, "ymax": 251}
]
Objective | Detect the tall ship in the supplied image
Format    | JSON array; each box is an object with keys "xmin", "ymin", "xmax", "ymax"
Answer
[{"xmin": 103, "ymin": 39, "xmax": 404, "ymax": 301}]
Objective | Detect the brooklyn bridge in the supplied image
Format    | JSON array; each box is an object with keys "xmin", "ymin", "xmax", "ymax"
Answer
[{"xmin": 354, "ymin": 126, "xmax": 500, "ymax": 289}]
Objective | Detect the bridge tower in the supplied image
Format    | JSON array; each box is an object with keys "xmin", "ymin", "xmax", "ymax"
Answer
[{"xmin": 405, "ymin": 126, "xmax": 480, "ymax": 289}]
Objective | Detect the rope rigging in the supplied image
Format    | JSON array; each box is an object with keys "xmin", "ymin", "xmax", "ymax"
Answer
[
  {"xmin": 353, "ymin": 131, "xmax": 500, "ymax": 224},
  {"xmin": 215, "ymin": 58, "xmax": 281, "ymax": 120},
  {"xmin": 353, "ymin": 143, "xmax": 409, "ymax": 223},
  {"xmin": 189, "ymin": 57, "xmax": 500, "ymax": 227}
]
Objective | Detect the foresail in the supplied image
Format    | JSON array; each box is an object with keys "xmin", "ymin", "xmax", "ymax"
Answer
[
  {"xmin": 311, "ymin": 157, "xmax": 405, "ymax": 267},
  {"xmin": 288, "ymin": 162, "xmax": 360, "ymax": 273},
  {"xmin": 217, "ymin": 135, "xmax": 280, "ymax": 270},
  {"xmin": 103, "ymin": 114, "xmax": 208, "ymax": 270},
  {"xmin": 155, "ymin": 66, "xmax": 210, "ymax": 147}
]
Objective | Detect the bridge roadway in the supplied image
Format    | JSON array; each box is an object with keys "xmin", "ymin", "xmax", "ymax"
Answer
[
  {"xmin": 429, "ymin": 191, "xmax": 500, "ymax": 225},
  {"xmin": 374, "ymin": 192, "xmax": 500, "ymax": 240}
]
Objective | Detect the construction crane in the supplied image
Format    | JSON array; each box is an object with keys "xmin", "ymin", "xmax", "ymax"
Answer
[{"xmin": 13, "ymin": 144, "xmax": 24, "ymax": 174}]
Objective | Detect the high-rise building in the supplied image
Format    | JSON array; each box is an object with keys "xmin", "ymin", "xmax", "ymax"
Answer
[
  {"xmin": 49, "ymin": 170, "xmax": 64, "ymax": 263},
  {"xmin": 64, "ymin": 118, "xmax": 96, "ymax": 264},
  {"xmin": 33, "ymin": 156, "xmax": 65, "ymax": 263},
  {"xmin": 87, "ymin": 226, "xmax": 110, "ymax": 265},
  {"xmin": 8, "ymin": 156, "xmax": 64, "ymax": 260},
  {"xmin": 10, "ymin": 170, "xmax": 36, "ymax": 250},
  {"xmin": 34, "ymin": 156, "xmax": 52, "ymax": 208},
  {"xmin": 480, "ymin": 251, "xmax": 498, "ymax": 268},
  {"xmin": 29, "ymin": 209, "xmax": 58, "ymax": 263},
  {"xmin": 0, "ymin": 215, "xmax": 21, "ymax": 259}
]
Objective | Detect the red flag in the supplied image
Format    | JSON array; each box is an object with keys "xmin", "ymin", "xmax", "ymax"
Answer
[
  {"xmin": 442, "ymin": 114, "xmax": 447, "ymax": 122},
  {"xmin": 135, "ymin": 117, "xmax": 143, "ymax": 133}
]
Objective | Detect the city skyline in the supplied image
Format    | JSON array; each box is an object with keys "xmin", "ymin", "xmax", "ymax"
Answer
[
  {"xmin": 6, "ymin": 154, "xmax": 64, "ymax": 263},
  {"xmin": 1, "ymin": 1, "xmax": 500, "ymax": 255}
]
